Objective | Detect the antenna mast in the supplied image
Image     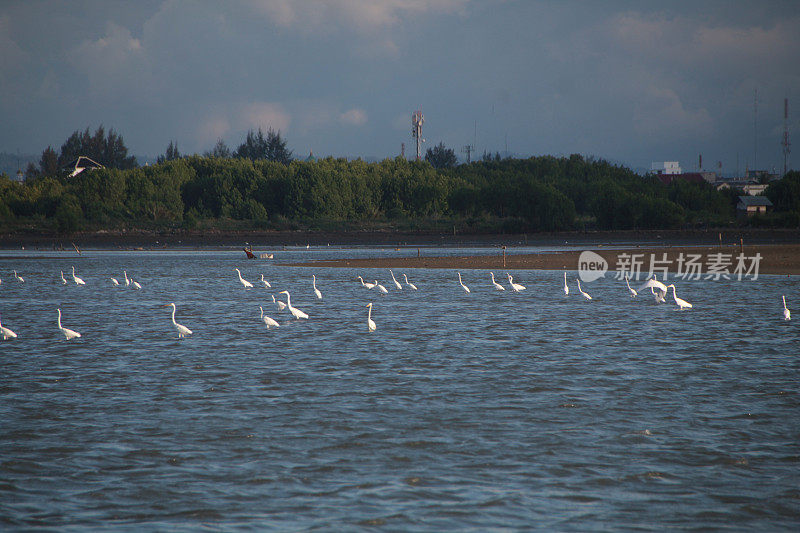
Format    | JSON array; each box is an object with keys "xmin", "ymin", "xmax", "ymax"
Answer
[
  {"xmin": 783, "ymin": 98, "xmax": 791, "ymax": 176},
  {"xmin": 462, "ymin": 144, "xmax": 474, "ymax": 164},
  {"xmin": 411, "ymin": 110, "xmax": 424, "ymax": 161},
  {"xmin": 754, "ymin": 88, "xmax": 758, "ymax": 171}
]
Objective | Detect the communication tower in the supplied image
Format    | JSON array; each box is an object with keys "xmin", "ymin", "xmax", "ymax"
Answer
[
  {"xmin": 783, "ymin": 98, "xmax": 791, "ymax": 176},
  {"xmin": 411, "ymin": 110, "xmax": 424, "ymax": 161},
  {"xmin": 462, "ymin": 145, "xmax": 474, "ymax": 164}
]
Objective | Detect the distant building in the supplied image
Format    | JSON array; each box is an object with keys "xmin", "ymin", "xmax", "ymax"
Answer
[
  {"xmin": 304, "ymin": 150, "xmax": 316, "ymax": 163},
  {"xmin": 745, "ymin": 169, "xmax": 780, "ymax": 182},
  {"xmin": 651, "ymin": 161, "xmax": 681, "ymax": 175},
  {"xmin": 736, "ymin": 195, "xmax": 773, "ymax": 219},
  {"xmin": 654, "ymin": 172, "xmax": 706, "ymax": 185},
  {"xmin": 63, "ymin": 156, "xmax": 104, "ymax": 177}
]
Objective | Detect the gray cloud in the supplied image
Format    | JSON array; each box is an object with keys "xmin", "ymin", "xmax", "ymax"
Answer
[{"xmin": 1, "ymin": 1, "xmax": 797, "ymax": 174}]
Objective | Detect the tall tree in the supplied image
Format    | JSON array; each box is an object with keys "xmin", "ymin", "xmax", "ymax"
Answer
[
  {"xmin": 235, "ymin": 129, "xmax": 268, "ymax": 160},
  {"xmin": 235, "ymin": 128, "xmax": 292, "ymax": 163},
  {"xmin": 265, "ymin": 128, "xmax": 293, "ymax": 164},
  {"xmin": 157, "ymin": 140, "xmax": 181, "ymax": 163},
  {"xmin": 205, "ymin": 138, "xmax": 231, "ymax": 158},
  {"xmin": 57, "ymin": 125, "xmax": 136, "ymax": 169},
  {"xmin": 425, "ymin": 142, "xmax": 457, "ymax": 169},
  {"xmin": 38, "ymin": 146, "xmax": 59, "ymax": 176}
]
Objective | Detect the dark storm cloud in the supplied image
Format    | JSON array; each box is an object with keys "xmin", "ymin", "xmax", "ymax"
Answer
[{"xmin": 1, "ymin": 0, "xmax": 798, "ymax": 173}]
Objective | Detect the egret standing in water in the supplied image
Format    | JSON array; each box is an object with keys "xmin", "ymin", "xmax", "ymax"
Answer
[
  {"xmin": 260, "ymin": 274, "xmax": 271, "ymax": 288},
  {"xmin": 782, "ymin": 295, "xmax": 790, "ymax": 321},
  {"xmin": 60, "ymin": 271, "xmax": 68, "ymax": 285},
  {"xmin": 123, "ymin": 270, "xmax": 130, "ymax": 287},
  {"xmin": 163, "ymin": 303, "xmax": 193, "ymax": 338},
  {"xmin": 357, "ymin": 276, "xmax": 376, "ymax": 289},
  {"xmin": 312, "ymin": 275, "xmax": 322, "ymax": 299},
  {"xmin": 458, "ymin": 272, "xmax": 471, "ymax": 293},
  {"xmin": 278, "ymin": 290, "xmax": 309, "ymax": 320},
  {"xmin": 625, "ymin": 275, "xmax": 638, "ymax": 298},
  {"xmin": 110, "ymin": 276, "xmax": 120, "ymax": 286},
  {"xmin": 366, "ymin": 302, "xmax": 377, "ymax": 332},
  {"xmin": 507, "ymin": 273, "xmax": 526, "ymax": 292},
  {"xmin": 563, "ymin": 271, "xmax": 569, "ymax": 296},
  {"xmin": 272, "ymin": 294, "xmax": 287, "ymax": 310},
  {"xmin": 576, "ymin": 279, "xmax": 592, "ymax": 300},
  {"xmin": 390, "ymin": 270, "xmax": 403, "ymax": 290},
  {"xmin": 0, "ymin": 313, "xmax": 18, "ymax": 340},
  {"xmin": 490, "ymin": 272, "xmax": 505, "ymax": 291},
  {"xmin": 665, "ymin": 284, "xmax": 692, "ymax": 310},
  {"xmin": 57, "ymin": 309, "xmax": 81, "ymax": 340},
  {"xmin": 651, "ymin": 286, "xmax": 666, "ymax": 303},
  {"xmin": 235, "ymin": 268, "xmax": 254, "ymax": 289},
  {"xmin": 403, "ymin": 274, "xmax": 418, "ymax": 290},
  {"xmin": 13, "ymin": 270, "xmax": 24, "ymax": 283},
  {"xmin": 71, "ymin": 266, "xmax": 85, "ymax": 285},
  {"xmin": 375, "ymin": 281, "xmax": 389, "ymax": 294},
  {"xmin": 259, "ymin": 306, "xmax": 280, "ymax": 329}
]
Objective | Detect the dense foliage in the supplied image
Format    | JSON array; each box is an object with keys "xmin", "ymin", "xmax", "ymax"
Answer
[{"xmin": 1, "ymin": 154, "xmax": 796, "ymax": 235}]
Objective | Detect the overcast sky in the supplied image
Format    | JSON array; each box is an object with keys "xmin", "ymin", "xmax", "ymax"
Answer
[{"xmin": 2, "ymin": 0, "xmax": 798, "ymax": 174}]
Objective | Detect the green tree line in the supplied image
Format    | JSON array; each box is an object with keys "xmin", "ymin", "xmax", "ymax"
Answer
[{"xmin": 2, "ymin": 124, "xmax": 798, "ymax": 233}]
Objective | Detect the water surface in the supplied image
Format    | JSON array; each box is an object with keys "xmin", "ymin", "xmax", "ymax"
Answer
[{"xmin": 1, "ymin": 249, "xmax": 798, "ymax": 530}]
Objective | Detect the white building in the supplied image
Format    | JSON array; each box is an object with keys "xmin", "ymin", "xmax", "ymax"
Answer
[{"xmin": 650, "ymin": 161, "xmax": 681, "ymax": 175}]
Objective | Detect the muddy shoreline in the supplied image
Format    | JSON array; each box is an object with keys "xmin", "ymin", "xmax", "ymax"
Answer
[{"xmin": 288, "ymin": 243, "xmax": 800, "ymax": 276}]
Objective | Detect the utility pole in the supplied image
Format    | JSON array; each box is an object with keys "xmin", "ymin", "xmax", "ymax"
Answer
[
  {"xmin": 783, "ymin": 98, "xmax": 791, "ymax": 176},
  {"xmin": 411, "ymin": 110, "xmax": 424, "ymax": 161}
]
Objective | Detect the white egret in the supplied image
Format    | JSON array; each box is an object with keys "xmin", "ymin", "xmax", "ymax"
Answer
[
  {"xmin": 13, "ymin": 270, "xmax": 24, "ymax": 283},
  {"xmin": 163, "ymin": 303, "xmax": 193, "ymax": 338},
  {"xmin": 278, "ymin": 291, "xmax": 309, "ymax": 319},
  {"xmin": 111, "ymin": 277, "xmax": 120, "ymax": 286},
  {"xmin": 783, "ymin": 295, "xmax": 791, "ymax": 321},
  {"xmin": 235, "ymin": 268, "xmax": 253, "ymax": 289},
  {"xmin": 576, "ymin": 279, "xmax": 592, "ymax": 300},
  {"xmin": 71, "ymin": 266, "xmax": 85, "ymax": 285},
  {"xmin": 665, "ymin": 284, "xmax": 692, "ymax": 310},
  {"xmin": 650, "ymin": 286, "xmax": 666, "ymax": 303},
  {"xmin": 366, "ymin": 302, "xmax": 377, "ymax": 332},
  {"xmin": 260, "ymin": 274, "xmax": 271, "ymax": 288},
  {"xmin": 259, "ymin": 306, "xmax": 280, "ymax": 329},
  {"xmin": 625, "ymin": 275, "xmax": 638, "ymax": 298},
  {"xmin": 60, "ymin": 271, "xmax": 68, "ymax": 285},
  {"xmin": 390, "ymin": 270, "xmax": 403, "ymax": 290},
  {"xmin": 123, "ymin": 270, "xmax": 130, "ymax": 287},
  {"xmin": 0, "ymin": 313, "xmax": 18, "ymax": 340},
  {"xmin": 131, "ymin": 280, "xmax": 142, "ymax": 289},
  {"xmin": 272, "ymin": 294, "xmax": 287, "ymax": 310},
  {"xmin": 57, "ymin": 309, "xmax": 81, "ymax": 340},
  {"xmin": 357, "ymin": 276, "xmax": 376, "ymax": 289},
  {"xmin": 507, "ymin": 273, "xmax": 526, "ymax": 292},
  {"xmin": 563, "ymin": 271, "xmax": 569, "ymax": 296},
  {"xmin": 312, "ymin": 275, "xmax": 322, "ymax": 299},
  {"xmin": 403, "ymin": 274, "xmax": 418, "ymax": 290},
  {"xmin": 375, "ymin": 281, "xmax": 388, "ymax": 294},
  {"xmin": 490, "ymin": 272, "xmax": 505, "ymax": 291},
  {"xmin": 458, "ymin": 272, "xmax": 470, "ymax": 293}
]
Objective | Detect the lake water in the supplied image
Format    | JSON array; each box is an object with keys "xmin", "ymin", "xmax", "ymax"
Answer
[{"xmin": 1, "ymin": 247, "xmax": 798, "ymax": 530}]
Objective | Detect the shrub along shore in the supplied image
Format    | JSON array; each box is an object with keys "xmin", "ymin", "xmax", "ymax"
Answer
[{"xmin": 2, "ymin": 155, "xmax": 799, "ymax": 237}]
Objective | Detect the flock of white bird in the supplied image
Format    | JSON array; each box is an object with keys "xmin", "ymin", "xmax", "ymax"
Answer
[{"xmin": 0, "ymin": 264, "xmax": 793, "ymax": 342}]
